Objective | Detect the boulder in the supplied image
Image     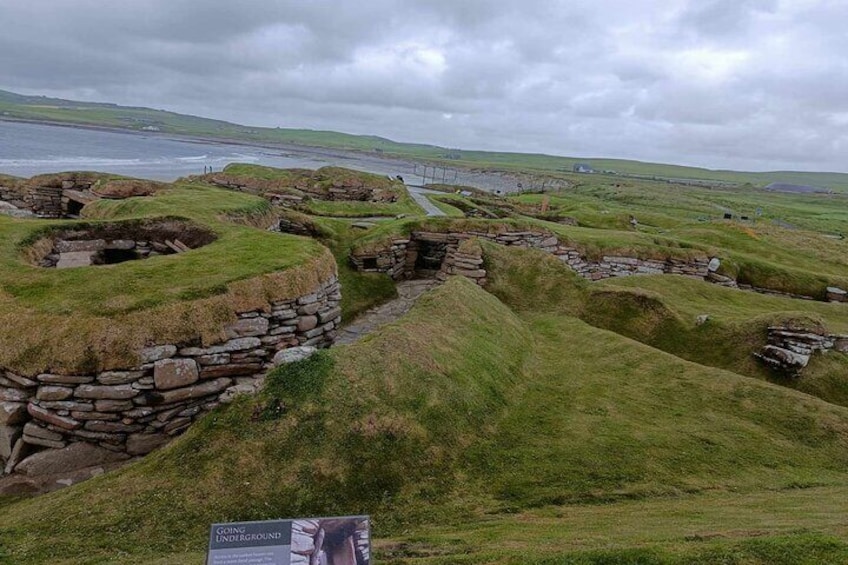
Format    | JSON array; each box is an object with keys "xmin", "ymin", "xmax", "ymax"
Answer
[
  {"xmin": 272, "ymin": 346, "xmax": 318, "ymax": 367},
  {"xmin": 154, "ymin": 358, "xmax": 199, "ymax": 390},
  {"xmin": 15, "ymin": 442, "xmax": 129, "ymax": 477},
  {"xmin": 156, "ymin": 377, "xmax": 232, "ymax": 404},
  {"xmin": 37, "ymin": 374, "xmax": 93, "ymax": 385},
  {"xmin": 97, "ymin": 371, "xmax": 143, "ymax": 385},
  {"xmin": 36, "ymin": 385, "xmax": 74, "ymax": 401},
  {"xmin": 4, "ymin": 438, "xmax": 31, "ymax": 474},
  {"xmin": 139, "ymin": 344, "xmax": 177, "ymax": 364},
  {"xmin": 55, "ymin": 251, "xmax": 95, "ymax": 269},
  {"xmin": 0, "ymin": 387, "xmax": 30, "ymax": 402},
  {"xmin": 55, "ymin": 239, "xmax": 105, "ymax": 253},
  {"xmin": 224, "ymin": 317, "xmax": 270, "ymax": 339},
  {"xmin": 707, "ymin": 257, "xmax": 721, "ymax": 272},
  {"xmin": 0, "ymin": 425, "xmax": 22, "ymax": 460},
  {"xmin": 826, "ymin": 286, "xmax": 847, "ymax": 303},
  {"xmin": 297, "ymin": 316, "xmax": 318, "ymax": 332},
  {"xmin": 0, "ymin": 402, "xmax": 27, "ymax": 426}
]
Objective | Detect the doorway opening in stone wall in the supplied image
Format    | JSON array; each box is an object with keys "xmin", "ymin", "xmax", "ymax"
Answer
[
  {"xmin": 65, "ymin": 197, "xmax": 85, "ymax": 218},
  {"xmin": 413, "ymin": 239, "xmax": 447, "ymax": 278}
]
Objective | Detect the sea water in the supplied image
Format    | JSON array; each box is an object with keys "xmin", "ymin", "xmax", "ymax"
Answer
[{"xmin": 0, "ymin": 121, "xmax": 339, "ymax": 180}]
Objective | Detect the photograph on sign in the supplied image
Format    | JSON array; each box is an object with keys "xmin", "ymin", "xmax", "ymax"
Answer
[
  {"xmin": 207, "ymin": 516, "xmax": 370, "ymax": 565},
  {"xmin": 291, "ymin": 517, "xmax": 370, "ymax": 565}
]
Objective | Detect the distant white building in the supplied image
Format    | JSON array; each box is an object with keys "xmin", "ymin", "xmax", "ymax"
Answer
[{"xmin": 573, "ymin": 163, "xmax": 594, "ymax": 173}]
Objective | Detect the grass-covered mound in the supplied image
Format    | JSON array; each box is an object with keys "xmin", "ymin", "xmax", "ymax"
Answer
[
  {"xmin": 0, "ymin": 181, "xmax": 334, "ymax": 373},
  {"xmin": 484, "ymin": 243, "xmax": 848, "ymax": 408},
  {"xmin": 212, "ymin": 163, "xmax": 424, "ymax": 217},
  {"xmin": 4, "ymin": 277, "xmax": 848, "ymax": 563},
  {"xmin": 506, "ymin": 180, "xmax": 848, "ymax": 297}
]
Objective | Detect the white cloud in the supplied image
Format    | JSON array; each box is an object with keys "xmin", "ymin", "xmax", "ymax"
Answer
[{"xmin": 0, "ymin": 0, "xmax": 846, "ymax": 171}]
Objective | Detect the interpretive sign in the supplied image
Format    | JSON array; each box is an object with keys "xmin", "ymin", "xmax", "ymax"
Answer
[{"xmin": 207, "ymin": 515, "xmax": 371, "ymax": 565}]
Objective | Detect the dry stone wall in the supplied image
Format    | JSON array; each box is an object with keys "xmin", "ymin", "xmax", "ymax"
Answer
[
  {"xmin": 0, "ymin": 184, "xmax": 26, "ymax": 209},
  {"xmin": 0, "ymin": 274, "xmax": 341, "ymax": 484},
  {"xmin": 755, "ymin": 326, "xmax": 848, "ymax": 374},
  {"xmin": 350, "ymin": 228, "xmax": 710, "ymax": 284},
  {"xmin": 351, "ymin": 227, "xmax": 839, "ymax": 301}
]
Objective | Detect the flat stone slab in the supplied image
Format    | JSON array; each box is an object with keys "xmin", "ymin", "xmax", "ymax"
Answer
[
  {"xmin": 15, "ymin": 442, "xmax": 129, "ymax": 477},
  {"xmin": 56, "ymin": 251, "xmax": 94, "ymax": 269},
  {"xmin": 154, "ymin": 359, "xmax": 199, "ymax": 391}
]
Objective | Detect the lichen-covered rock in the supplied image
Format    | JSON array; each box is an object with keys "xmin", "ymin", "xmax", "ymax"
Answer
[
  {"xmin": 153, "ymin": 359, "xmax": 199, "ymax": 391},
  {"xmin": 272, "ymin": 346, "xmax": 317, "ymax": 367}
]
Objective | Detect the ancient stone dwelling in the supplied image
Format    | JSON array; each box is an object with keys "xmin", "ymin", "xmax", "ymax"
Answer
[
  {"xmin": 0, "ymin": 272, "xmax": 342, "ymax": 494},
  {"xmin": 205, "ymin": 166, "xmax": 400, "ymax": 204},
  {"xmin": 0, "ymin": 172, "xmax": 162, "ymax": 218}
]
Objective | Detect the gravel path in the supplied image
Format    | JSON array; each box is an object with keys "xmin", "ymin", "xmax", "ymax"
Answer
[{"xmin": 335, "ymin": 279, "xmax": 439, "ymax": 345}]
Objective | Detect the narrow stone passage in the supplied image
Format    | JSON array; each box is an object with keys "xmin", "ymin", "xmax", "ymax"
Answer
[{"xmin": 335, "ymin": 279, "xmax": 439, "ymax": 345}]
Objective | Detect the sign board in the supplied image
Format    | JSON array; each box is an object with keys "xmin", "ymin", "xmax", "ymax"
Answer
[{"xmin": 208, "ymin": 515, "xmax": 370, "ymax": 565}]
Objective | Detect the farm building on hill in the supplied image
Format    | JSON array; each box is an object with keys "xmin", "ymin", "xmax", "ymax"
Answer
[{"xmin": 573, "ymin": 163, "xmax": 594, "ymax": 173}]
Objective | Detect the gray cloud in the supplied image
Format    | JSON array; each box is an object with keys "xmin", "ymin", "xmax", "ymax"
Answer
[{"xmin": 1, "ymin": 0, "xmax": 846, "ymax": 172}]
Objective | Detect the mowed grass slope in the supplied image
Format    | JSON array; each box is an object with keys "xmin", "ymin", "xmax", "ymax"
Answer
[
  {"xmin": 484, "ymin": 243, "xmax": 848, "ymax": 408},
  {"xmin": 3, "ymin": 277, "xmax": 848, "ymax": 563}
]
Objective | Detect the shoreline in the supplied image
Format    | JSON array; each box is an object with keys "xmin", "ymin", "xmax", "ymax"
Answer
[
  {"xmin": 0, "ymin": 116, "xmax": 437, "ymax": 171},
  {"xmin": 0, "ymin": 118, "xmax": 528, "ymax": 192}
]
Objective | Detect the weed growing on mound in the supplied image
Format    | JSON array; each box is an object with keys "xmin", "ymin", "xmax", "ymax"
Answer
[{"xmin": 261, "ymin": 351, "xmax": 334, "ymax": 420}]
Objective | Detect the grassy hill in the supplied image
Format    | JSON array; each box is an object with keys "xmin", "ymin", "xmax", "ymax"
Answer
[
  {"xmin": 3, "ymin": 275, "xmax": 848, "ymax": 564},
  {"xmin": 4, "ymin": 88, "xmax": 848, "ymax": 190},
  {"xmin": 3, "ymin": 161, "xmax": 848, "ymax": 563},
  {"xmin": 0, "ymin": 177, "xmax": 336, "ymax": 373}
]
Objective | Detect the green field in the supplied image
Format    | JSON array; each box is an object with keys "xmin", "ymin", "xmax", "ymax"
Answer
[
  {"xmin": 0, "ymin": 178, "xmax": 338, "ymax": 373},
  {"xmin": 2, "ymin": 161, "xmax": 848, "ymax": 564},
  {"xmin": 3, "ymin": 277, "xmax": 848, "ymax": 564}
]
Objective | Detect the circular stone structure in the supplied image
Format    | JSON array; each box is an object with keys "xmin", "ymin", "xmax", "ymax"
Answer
[
  {"xmin": 0, "ymin": 178, "xmax": 342, "ymax": 492},
  {"xmin": 29, "ymin": 217, "xmax": 218, "ymax": 268}
]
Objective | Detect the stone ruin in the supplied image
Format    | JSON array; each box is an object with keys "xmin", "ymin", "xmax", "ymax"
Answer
[
  {"xmin": 349, "ymin": 226, "xmax": 847, "ymax": 303},
  {"xmin": 28, "ymin": 218, "xmax": 217, "ymax": 269},
  {"xmin": 350, "ymin": 228, "xmax": 711, "ymax": 284},
  {"xmin": 0, "ymin": 173, "xmax": 162, "ymax": 219},
  {"xmin": 204, "ymin": 166, "xmax": 400, "ymax": 205},
  {"xmin": 0, "ymin": 273, "xmax": 342, "ymax": 494},
  {"xmin": 755, "ymin": 326, "xmax": 848, "ymax": 375}
]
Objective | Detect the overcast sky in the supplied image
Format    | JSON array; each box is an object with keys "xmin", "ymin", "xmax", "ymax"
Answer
[{"xmin": 1, "ymin": 0, "xmax": 846, "ymax": 172}]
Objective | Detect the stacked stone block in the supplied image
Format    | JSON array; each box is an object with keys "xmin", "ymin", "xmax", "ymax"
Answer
[
  {"xmin": 755, "ymin": 326, "xmax": 848, "ymax": 374},
  {"xmin": 350, "ymin": 228, "xmax": 711, "ymax": 285},
  {"xmin": 0, "ymin": 275, "xmax": 341, "ymax": 479}
]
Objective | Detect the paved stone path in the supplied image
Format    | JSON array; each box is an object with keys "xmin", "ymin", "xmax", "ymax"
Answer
[
  {"xmin": 335, "ymin": 279, "xmax": 439, "ymax": 345},
  {"xmin": 406, "ymin": 184, "xmax": 446, "ymax": 217}
]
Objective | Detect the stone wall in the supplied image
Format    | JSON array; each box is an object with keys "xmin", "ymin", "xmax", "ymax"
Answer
[
  {"xmin": 350, "ymin": 228, "xmax": 710, "ymax": 284},
  {"xmin": 755, "ymin": 326, "xmax": 848, "ymax": 374},
  {"xmin": 0, "ymin": 184, "xmax": 26, "ymax": 209},
  {"xmin": 436, "ymin": 238, "xmax": 487, "ymax": 286},
  {"xmin": 207, "ymin": 169, "xmax": 399, "ymax": 204},
  {"xmin": 18, "ymin": 177, "xmax": 98, "ymax": 218},
  {"xmin": 23, "ymin": 185, "xmax": 65, "ymax": 218},
  {"xmin": 0, "ymin": 274, "xmax": 342, "ymax": 485}
]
